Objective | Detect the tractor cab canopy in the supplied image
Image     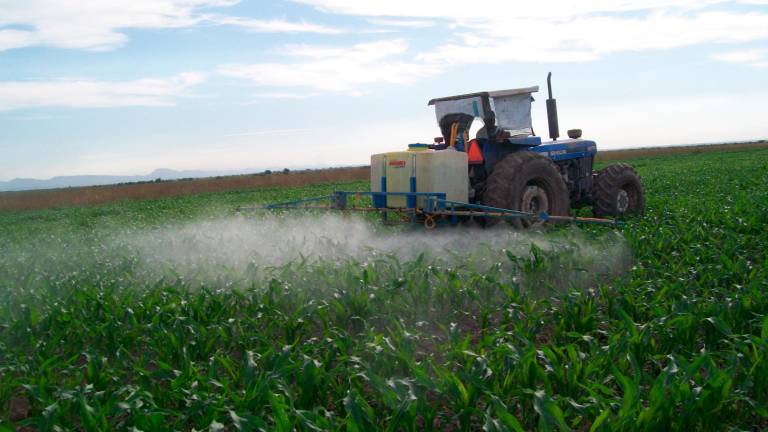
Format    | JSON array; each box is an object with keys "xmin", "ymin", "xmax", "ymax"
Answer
[{"xmin": 428, "ymin": 86, "xmax": 538, "ymax": 142}]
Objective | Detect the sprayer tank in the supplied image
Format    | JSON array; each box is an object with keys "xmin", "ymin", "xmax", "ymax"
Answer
[{"xmin": 370, "ymin": 146, "xmax": 469, "ymax": 208}]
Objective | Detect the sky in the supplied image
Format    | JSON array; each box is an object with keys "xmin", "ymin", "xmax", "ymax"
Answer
[{"xmin": 0, "ymin": 0, "xmax": 767, "ymax": 180}]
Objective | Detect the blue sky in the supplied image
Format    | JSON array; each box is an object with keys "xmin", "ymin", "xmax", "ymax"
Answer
[{"xmin": 0, "ymin": 0, "xmax": 767, "ymax": 180}]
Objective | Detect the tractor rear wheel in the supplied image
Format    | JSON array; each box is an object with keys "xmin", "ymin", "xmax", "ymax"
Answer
[
  {"xmin": 481, "ymin": 151, "xmax": 570, "ymax": 228},
  {"xmin": 591, "ymin": 163, "xmax": 645, "ymax": 217}
]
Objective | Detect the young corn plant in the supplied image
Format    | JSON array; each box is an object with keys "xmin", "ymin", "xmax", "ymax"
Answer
[{"xmin": 1, "ymin": 150, "xmax": 767, "ymax": 430}]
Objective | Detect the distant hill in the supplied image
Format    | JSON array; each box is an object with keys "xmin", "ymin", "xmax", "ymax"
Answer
[{"xmin": 0, "ymin": 167, "xmax": 293, "ymax": 192}]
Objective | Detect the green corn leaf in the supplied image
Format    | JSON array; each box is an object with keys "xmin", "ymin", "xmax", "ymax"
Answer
[
  {"xmin": 589, "ymin": 409, "xmax": 611, "ymax": 432},
  {"xmin": 534, "ymin": 390, "xmax": 571, "ymax": 432},
  {"xmin": 705, "ymin": 316, "xmax": 733, "ymax": 337}
]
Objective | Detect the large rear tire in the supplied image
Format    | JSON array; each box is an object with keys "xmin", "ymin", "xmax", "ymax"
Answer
[
  {"xmin": 481, "ymin": 151, "xmax": 570, "ymax": 228},
  {"xmin": 591, "ymin": 163, "xmax": 645, "ymax": 217}
]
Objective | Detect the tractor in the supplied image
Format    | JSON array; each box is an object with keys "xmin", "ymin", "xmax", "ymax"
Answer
[
  {"xmin": 245, "ymin": 73, "xmax": 643, "ymax": 229},
  {"xmin": 427, "ymin": 72, "xmax": 645, "ymax": 228}
]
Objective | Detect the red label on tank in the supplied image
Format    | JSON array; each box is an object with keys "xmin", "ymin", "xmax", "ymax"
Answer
[{"xmin": 388, "ymin": 160, "xmax": 406, "ymax": 167}]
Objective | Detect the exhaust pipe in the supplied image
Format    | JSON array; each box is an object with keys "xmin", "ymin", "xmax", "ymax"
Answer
[{"xmin": 546, "ymin": 72, "xmax": 560, "ymax": 141}]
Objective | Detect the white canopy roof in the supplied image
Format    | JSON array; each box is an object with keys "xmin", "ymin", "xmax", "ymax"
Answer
[
  {"xmin": 427, "ymin": 86, "xmax": 538, "ymax": 105},
  {"xmin": 428, "ymin": 86, "xmax": 539, "ymax": 134}
]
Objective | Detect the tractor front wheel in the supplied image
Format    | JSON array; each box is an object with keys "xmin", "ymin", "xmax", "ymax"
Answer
[
  {"xmin": 481, "ymin": 152, "xmax": 570, "ymax": 228},
  {"xmin": 591, "ymin": 163, "xmax": 645, "ymax": 217}
]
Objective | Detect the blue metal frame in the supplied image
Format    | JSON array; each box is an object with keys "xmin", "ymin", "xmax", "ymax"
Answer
[
  {"xmin": 373, "ymin": 176, "xmax": 387, "ymax": 208},
  {"xmin": 240, "ymin": 190, "xmax": 621, "ymax": 228},
  {"xmin": 530, "ymin": 141, "xmax": 597, "ymax": 161},
  {"xmin": 481, "ymin": 137, "xmax": 597, "ymax": 169},
  {"xmin": 407, "ymin": 176, "xmax": 417, "ymax": 208}
]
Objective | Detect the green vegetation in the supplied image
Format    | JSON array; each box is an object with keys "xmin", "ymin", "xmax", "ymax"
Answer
[{"xmin": 1, "ymin": 148, "xmax": 767, "ymax": 431}]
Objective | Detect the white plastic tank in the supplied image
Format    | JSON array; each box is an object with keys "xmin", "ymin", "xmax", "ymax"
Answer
[{"xmin": 371, "ymin": 144, "xmax": 469, "ymax": 208}]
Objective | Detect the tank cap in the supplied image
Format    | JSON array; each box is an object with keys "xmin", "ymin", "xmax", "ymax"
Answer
[{"xmin": 408, "ymin": 143, "xmax": 429, "ymax": 150}]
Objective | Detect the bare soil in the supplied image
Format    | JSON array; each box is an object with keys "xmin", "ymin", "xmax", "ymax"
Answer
[{"xmin": 2, "ymin": 141, "xmax": 766, "ymax": 212}]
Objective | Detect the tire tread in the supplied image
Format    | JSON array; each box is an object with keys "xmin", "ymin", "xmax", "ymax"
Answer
[{"xmin": 592, "ymin": 163, "xmax": 645, "ymax": 217}]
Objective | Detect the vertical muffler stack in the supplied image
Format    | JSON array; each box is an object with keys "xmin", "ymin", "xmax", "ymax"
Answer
[{"xmin": 546, "ymin": 72, "xmax": 560, "ymax": 141}]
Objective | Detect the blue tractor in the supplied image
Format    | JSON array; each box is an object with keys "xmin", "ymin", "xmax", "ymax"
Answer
[
  {"xmin": 428, "ymin": 72, "xmax": 645, "ymax": 227},
  {"xmin": 245, "ymin": 73, "xmax": 642, "ymax": 229}
]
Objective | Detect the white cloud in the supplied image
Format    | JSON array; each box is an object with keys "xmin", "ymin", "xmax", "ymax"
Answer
[
  {"xmin": 419, "ymin": 11, "xmax": 768, "ymax": 64},
  {"xmin": 0, "ymin": 73, "xmax": 206, "ymax": 111},
  {"xmin": 219, "ymin": 39, "xmax": 440, "ymax": 92},
  {"xmin": 0, "ymin": 28, "xmax": 38, "ymax": 51},
  {"xmin": 366, "ymin": 18, "xmax": 436, "ymax": 28},
  {"xmin": 217, "ymin": 1, "xmax": 768, "ymax": 96},
  {"xmin": 294, "ymin": 0, "xmax": 768, "ymax": 64},
  {"xmin": 712, "ymin": 48, "xmax": 768, "ymax": 68},
  {"xmin": 0, "ymin": 0, "xmax": 341, "ymax": 52},
  {"xmin": 208, "ymin": 16, "xmax": 343, "ymax": 34},
  {"xmin": 243, "ymin": 92, "xmax": 321, "ymax": 101},
  {"xmin": 0, "ymin": 0, "xmax": 234, "ymax": 51},
  {"xmin": 292, "ymin": 0, "xmax": 762, "ymax": 19}
]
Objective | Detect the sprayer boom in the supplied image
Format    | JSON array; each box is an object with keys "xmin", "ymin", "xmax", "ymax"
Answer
[{"xmin": 238, "ymin": 190, "xmax": 622, "ymax": 229}]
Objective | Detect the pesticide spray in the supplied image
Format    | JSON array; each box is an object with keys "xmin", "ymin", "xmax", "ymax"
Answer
[{"xmin": 121, "ymin": 214, "xmax": 632, "ymax": 293}]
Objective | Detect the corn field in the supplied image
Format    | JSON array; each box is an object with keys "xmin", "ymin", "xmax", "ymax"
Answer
[{"xmin": 1, "ymin": 148, "xmax": 767, "ymax": 431}]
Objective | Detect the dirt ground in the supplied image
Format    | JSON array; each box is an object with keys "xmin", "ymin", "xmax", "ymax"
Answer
[
  {"xmin": 1, "ymin": 141, "xmax": 766, "ymax": 212},
  {"xmin": 0, "ymin": 167, "xmax": 369, "ymax": 212}
]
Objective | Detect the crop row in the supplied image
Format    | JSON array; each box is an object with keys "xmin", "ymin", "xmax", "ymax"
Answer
[{"xmin": 1, "ymin": 148, "xmax": 767, "ymax": 431}]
